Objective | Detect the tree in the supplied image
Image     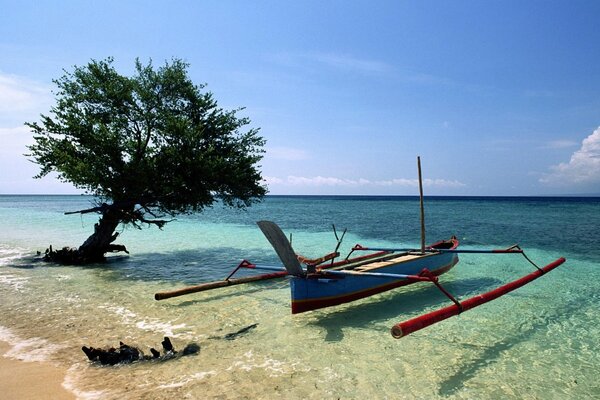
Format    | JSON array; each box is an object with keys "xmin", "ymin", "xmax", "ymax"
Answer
[{"xmin": 26, "ymin": 58, "xmax": 266, "ymax": 263}]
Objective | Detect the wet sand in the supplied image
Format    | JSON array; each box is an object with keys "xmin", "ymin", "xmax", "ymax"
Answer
[{"xmin": 0, "ymin": 341, "xmax": 75, "ymax": 400}]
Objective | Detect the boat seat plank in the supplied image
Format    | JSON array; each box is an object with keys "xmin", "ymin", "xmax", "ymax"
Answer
[
  {"xmin": 353, "ymin": 253, "xmax": 429, "ymax": 272},
  {"xmin": 333, "ymin": 252, "xmax": 405, "ymax": 271}
]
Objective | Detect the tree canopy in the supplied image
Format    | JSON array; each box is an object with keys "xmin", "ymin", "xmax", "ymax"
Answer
[{"xmin": 26, "ymin": 57, "xmax": 266, "ymax": 262}]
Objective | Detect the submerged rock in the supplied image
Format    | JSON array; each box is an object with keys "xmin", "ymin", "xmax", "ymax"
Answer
[
  {"xmin": 183, "ymin": 343, "xmax": 201, "ymax": 355},
  {"xmin": 82, "ymin": 336, "xmax": 199, "ymax": 366}
]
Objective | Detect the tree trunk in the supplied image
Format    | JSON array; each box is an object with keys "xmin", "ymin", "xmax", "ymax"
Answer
[
  {"xmin": 78, "ymin": 208, "xmax": 129, "ymax": 262},
  {"xmin": 43, "ymin": 206, "xmax": 131, "ymax": 264}
]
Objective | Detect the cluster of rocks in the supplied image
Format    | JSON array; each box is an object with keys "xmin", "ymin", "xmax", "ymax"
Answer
[{"xmin": 82, "ymin": 337, "xmax": 199, "ymax": 365}]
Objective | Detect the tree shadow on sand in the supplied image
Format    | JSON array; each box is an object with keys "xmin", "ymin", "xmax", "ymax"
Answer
[
  {"xmin": 9, "ymin": 246, "xmax": 280, "ymax": 282},
  {"xmin": 107, "ymin": 247, "xmax": 278, "ymax": 283}
]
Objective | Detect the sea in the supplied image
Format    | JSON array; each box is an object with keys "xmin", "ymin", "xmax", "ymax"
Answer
[{"xmin": 0, "ymin": 195, "xmax": 599, "ymax": 399}]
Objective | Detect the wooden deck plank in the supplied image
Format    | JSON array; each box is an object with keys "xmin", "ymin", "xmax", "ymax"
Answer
[
  {"xmin": 353, "ymin": 253, "xmax": 432, "ymax": 272},
  {"xmin": 331, "ymin": 252, "xmax": 403, "ymax": 271}
]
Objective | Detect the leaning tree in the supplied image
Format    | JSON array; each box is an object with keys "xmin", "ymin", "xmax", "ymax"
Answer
[{"xmin": 26, "ymin": 58, "xmax": 266, "ymax": 263}]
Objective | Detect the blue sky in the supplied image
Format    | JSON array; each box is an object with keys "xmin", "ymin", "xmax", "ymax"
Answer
[{"xmin": 1, "ymin": 1, "xmax": 599, "ymax": 195}]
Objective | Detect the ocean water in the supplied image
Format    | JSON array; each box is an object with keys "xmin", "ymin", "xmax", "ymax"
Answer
[{"xmin": 0, "ymin": 195, "xmax": 599, "ymax": 399}]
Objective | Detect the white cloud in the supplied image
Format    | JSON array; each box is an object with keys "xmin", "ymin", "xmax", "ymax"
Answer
[
  {"xmin": 0, "ymin": 72, "xmax": 56, "ymax": 194},
  {"xmin": 540, "ymin": 139, "xmax": 579, "ymax": 149},
  {"xmin": 540, "ymin": 127, "xmax": 600, "ymax": 186},
  {"xmin": 262, "ymin": 176, "xmax": 283, "ymax": 185},
  {"xmin": 383, "ymin": 178, "xmax": 466, "ymax": 188},
  {"xmin": 0, "ymin": 126, "xmax": 31, "ymax": 136},
  {"xmin": 311, "ymin": 53, "xmax": 392, "ymax": 75},
  {"xmin": 268, "ymin": 52, "xmax": 459, "ymax": 88},
  {"xmin": 0, "ymin": 72, "xmax": 52, "ymax": 116},
  {"xmin": 0, "ymin": 126, "xmax": 33, "ymax": 153},
  {"xmin": 270, "ymin": 52, "xmax": 392, "ymax": 76},
  {"xmin": 264, "ymin": 176, "xmax": 465, "ymax": 189},
  {"xmin": 287, "ymin": 176, "xmax": 360, "ymax": 186}
]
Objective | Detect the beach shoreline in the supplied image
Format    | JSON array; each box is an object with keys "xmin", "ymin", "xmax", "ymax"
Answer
[{"xmin": 0, "ymin": 340, "xmax": 75, "ymax": 400}]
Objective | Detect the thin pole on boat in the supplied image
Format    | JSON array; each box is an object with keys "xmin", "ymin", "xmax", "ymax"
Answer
[{"xmin": 417, "ymin": 156, "xmax": 425, "ymax": 253}]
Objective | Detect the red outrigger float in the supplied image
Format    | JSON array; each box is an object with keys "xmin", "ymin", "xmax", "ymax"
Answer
[{"xmin": 155, "ymin": 158, "xmax": 567, "ymax": 338}]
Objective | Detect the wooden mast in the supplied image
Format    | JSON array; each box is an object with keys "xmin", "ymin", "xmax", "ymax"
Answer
[{"xmin": 417, "ymin": 156, "xmax": 425, "ymax": 253}]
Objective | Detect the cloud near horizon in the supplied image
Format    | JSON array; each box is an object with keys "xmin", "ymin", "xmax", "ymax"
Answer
[
  {"xmin": 264, "ymin": 175, "xmax": 466, "ymax": 189},
  {"xmin": 540, "ymin": 126, "xmax": 600, "ymax": 187}
]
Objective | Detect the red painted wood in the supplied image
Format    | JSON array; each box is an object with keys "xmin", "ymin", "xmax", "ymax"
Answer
[{"xmin": 390, "ymin": 257, "xmax": 567, "ymax": 338}]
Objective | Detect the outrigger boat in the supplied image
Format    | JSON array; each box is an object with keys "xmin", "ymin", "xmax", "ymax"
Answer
[
  {"xmin": 255, "ymin": 221, "xmax": 460, "ymax": 315},
  {"xmin": 155, "ymin": 158, "xmax": 566, "ymax": 338}
]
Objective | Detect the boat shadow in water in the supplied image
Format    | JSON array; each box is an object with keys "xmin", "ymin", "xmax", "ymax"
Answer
[
  {"xmin": 436, "ymin": 292, "xmax": 589, "ymax": 397},
  {"xmin": 102, "ymin": 247, "xmax": 280, "ymax": 283},
  {"xmin": 308, "ymin": 276, "xmax": 502, "ymax": 342},
  {"xmin": 166, "ymin": 279, "xmax": 289, "ymax": 308}
]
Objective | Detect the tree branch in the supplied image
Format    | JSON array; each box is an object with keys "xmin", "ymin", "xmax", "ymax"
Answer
[{"xmin": 64, "ymin": 203, "xmax": 111, "ymax": 215}]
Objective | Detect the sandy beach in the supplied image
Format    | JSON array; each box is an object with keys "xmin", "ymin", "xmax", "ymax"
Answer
[{"xmin": 0, "ymin": 341, "xmax": 75, "ymax": 400}]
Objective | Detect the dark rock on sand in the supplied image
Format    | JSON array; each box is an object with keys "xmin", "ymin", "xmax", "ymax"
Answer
[{"xmin": 82, "ymin": 336, "xmax": 199, "ymax": 366}]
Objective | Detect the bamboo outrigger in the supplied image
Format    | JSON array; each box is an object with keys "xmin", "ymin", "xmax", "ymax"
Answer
[{"xmin": 154, "ymin": 157, "xmax": 567, "ymax": 338}]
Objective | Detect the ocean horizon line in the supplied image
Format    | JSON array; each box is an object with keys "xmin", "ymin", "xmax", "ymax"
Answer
[{"xmin": 1, "ymin": 193, "xmax": 600, "ymax": 199}]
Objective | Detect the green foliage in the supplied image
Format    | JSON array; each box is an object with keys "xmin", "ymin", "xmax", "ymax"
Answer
[{"xmin": 26, "ymin": 58, "xmax": 267, "ymax": 226}]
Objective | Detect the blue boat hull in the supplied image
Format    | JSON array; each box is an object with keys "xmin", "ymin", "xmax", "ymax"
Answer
[{"xmin": 290, "ymin": 248, "xmax": 459, "ymax": 313}]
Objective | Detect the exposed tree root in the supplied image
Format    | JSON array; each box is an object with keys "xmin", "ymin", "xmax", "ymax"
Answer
[{"xmin": 43, "ymin": 244, "xmax": 129, "ymax": 265}]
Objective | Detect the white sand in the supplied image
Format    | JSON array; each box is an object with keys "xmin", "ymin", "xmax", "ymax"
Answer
[{"xmin": 0, "ymin": 341, "xmax": 75, "ymax": 400}]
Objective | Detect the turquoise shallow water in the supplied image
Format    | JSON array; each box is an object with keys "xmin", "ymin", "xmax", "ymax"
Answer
[{"xmin": 0, "ymin": 195, "xmax": 599, "ymax": 399}]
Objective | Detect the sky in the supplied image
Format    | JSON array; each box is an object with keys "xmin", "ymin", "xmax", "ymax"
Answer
[{"xmin": 1, "ymin": 1, "xmax": 599, "ymax": 196}]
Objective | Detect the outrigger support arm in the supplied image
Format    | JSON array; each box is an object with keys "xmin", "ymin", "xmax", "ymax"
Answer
[
  {"xmin": 154, "ymin": 260, "xmax": 288, "ymax": 301},
  {"xmin": 418, "ymin": 269, "xmax": 464, "ymax": 312},
  {"xmin": 390, "ymin": 257, "xmax": 566, "ymax": 339},
  {"xmin": 352, "ymin": 244, "xmax": 525, "ymax": 254}
]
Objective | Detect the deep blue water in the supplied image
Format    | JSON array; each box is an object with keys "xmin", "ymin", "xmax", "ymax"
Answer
[{"xmin": 188, "ymin": 195, "xmax": 600, "ymax": 259}]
